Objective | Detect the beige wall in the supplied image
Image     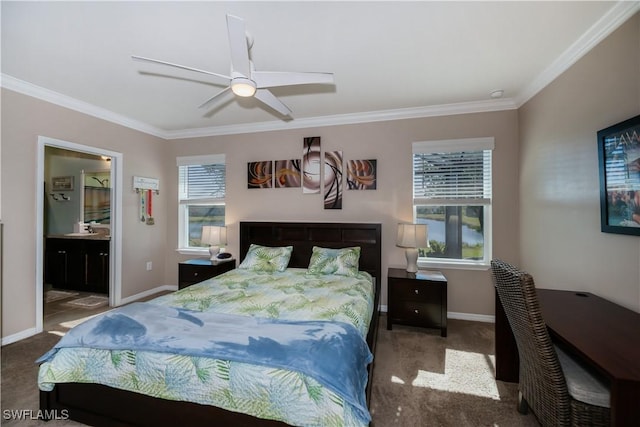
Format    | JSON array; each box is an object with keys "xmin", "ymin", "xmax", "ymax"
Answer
[
  {"xmin": 1, "ymin": 87, "xmax": 519, "ymax": 341},
  {"xmin": 165, "ymin": 110, "xmax": 520, "ymax": 317},
  {"xmin": 1, "ymin": 89, "xmax": 168, "ymax": 338},
  {"xmin": 519, "ymin": 14, "xmax": 640, "ymax": 310}
]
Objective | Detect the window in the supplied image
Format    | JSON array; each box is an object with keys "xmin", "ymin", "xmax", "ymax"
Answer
[
  {"xmin": 177, "ymin": 154, "xmax": 226, "ymax": 251},
  {"xmin": 412, "ymin": 138, "xmax": 493, "ymax": 267}
]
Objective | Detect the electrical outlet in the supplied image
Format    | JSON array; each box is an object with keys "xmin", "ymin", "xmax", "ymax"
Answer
[{"xmin": 146, "ymin": 261, "xmax": 152, "ymax": 271}]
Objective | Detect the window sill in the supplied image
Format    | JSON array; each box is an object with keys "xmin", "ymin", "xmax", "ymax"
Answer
[
  {"xmin": 418, "ymin": 259, "xmax": 490, "ymax": 271},
  {"xmin": 176, "ymin": 247, "xmax": 209, "ymax": 256}
]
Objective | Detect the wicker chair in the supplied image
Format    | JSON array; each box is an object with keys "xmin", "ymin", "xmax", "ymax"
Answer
[{"xmin": 490, "ymin": 260, "xmax": 610, "ymax": 427}]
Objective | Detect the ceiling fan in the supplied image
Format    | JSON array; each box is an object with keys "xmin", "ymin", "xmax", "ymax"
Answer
[{"xmin": 132, "ymin": 14, "xmax": 335, "ymax": 118}]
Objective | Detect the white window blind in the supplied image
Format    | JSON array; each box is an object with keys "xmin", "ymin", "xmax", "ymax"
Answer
[
  {"xmin": 177, "ymin": 155, "xmax": 226, "ymax": 204},
  {"xmin": 413, "ymin": 138, "xmax": 493, "ymax": 205}
]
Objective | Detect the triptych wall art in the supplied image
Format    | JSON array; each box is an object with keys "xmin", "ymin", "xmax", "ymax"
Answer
[{"xmin": 247, "ymin": 136, "xmax": 377, "ymax": 209}]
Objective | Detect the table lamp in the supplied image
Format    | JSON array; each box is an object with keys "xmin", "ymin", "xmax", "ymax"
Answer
[
  {"xmin": 396, "ymin": 223, "xmax": 428, "ymax": 273},
  {"xmin": 201, "ymin": 225, "xmax": 227, "ymax": 260}
]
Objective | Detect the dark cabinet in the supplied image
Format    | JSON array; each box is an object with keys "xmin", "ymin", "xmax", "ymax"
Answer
[
  {"xmin": 45, "ymin": 238, "xmax": 109, "ymax": 294},
  {"xmin": 179, "ymin": 259, "xmax": 235, "ymax": 289},
  {"xmin": 84, "ymin": 240, "xmax": 109, "ymax": 293},
  {"xmin": 387, "ymin": 268, "xmax": 447, "ymax": 337}
]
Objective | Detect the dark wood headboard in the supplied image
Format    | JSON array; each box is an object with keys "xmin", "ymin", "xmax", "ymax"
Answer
[{"xmin": 239, "ymin": 222, "xmax": 381, "ymax": 282}]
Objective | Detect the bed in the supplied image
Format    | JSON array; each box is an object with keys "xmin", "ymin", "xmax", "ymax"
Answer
[{"xmin": 39, "ymin": 221, "xmax": 382, "ymax": 426}]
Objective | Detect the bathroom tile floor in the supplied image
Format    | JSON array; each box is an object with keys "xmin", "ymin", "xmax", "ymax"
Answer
[
  {"xmin": 43, "ymin": 288, "xmax": 174, "ymax": 333},
  {"xmin": 44, "ymin": 290, "xmax": 113, "ymax": 332}
]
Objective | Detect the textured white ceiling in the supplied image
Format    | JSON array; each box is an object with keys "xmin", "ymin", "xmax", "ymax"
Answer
[{"xmin": 2, "ymin": 1, "xmax": 638, "ymax": 137}]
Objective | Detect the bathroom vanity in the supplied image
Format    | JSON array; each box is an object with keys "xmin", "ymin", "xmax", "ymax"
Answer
[{"xmin": 45, "ymin": 234, "xmax": 109, "ymax": 294}]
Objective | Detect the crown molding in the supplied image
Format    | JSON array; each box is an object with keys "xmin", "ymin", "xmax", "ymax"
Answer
[
  {"xmin": 0, "ymin": 74, "xmax": 166, "ymax": 139},
  {"xmin": 1, "ymin": 71, "xmax": 516, "ymax": 139},
  {"xmin": 515, "ymin": 1, "xmax": 640, "ymax": 107},
  {"xmin": 162, "ymin": 98, "xmax": 518, "ymax": 139}
]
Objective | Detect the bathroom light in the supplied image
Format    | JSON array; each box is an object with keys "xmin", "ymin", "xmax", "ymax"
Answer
[
  {"xmin": 231, "ymin": 78, "xmax": 257, "ymax": 97},
  {"xmin": 396, "ymin": 223, "xmax": 429, "ymax": 273},
  {"xmin": 201, "ymin": 225, "xmax": 228, "ymax": 260}
]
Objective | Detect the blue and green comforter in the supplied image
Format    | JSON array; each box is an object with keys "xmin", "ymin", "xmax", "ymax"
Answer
[{"xmin": 38, "ymin": 268, "xmax": 375, "ymax": 426}]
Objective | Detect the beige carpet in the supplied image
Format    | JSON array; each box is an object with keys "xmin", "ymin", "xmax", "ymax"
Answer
[
  {"xmin": 370, "ymin": 317, "xmax": 540, "ymax": 426},
  {"xmin": 1, "ymin": 313, "xmax": 540, "ymax": 426}
]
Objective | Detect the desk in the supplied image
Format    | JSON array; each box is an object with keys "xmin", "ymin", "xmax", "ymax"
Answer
[{"xmin": 495, "ymin": 289, "xmax": 640, "ymax": 426}]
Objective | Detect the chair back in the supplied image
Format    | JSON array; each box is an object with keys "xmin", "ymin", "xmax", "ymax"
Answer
[{"xmin": 491, "ymin": 259, "xmax": 571, "ymax": 427}]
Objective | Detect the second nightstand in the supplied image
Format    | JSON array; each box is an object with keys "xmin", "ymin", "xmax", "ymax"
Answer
[
  {"xmin": 387, "ymin": 267, "xmax": 447, "ymax": 337},
  {"xmin": 178, "ymin": 258, "xmax": 235, "ymax": 289}
]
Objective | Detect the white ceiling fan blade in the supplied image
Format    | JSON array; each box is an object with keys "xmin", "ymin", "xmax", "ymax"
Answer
[
  {"xmin": 132, "ymin": 55, "xmax": 231, "ymax": 80},
  {"xmin": 226, "ymin": 14, "xmax": 251, "ymax": 78},
  {"xmin": 198, "ymin": 87, "xmax": 234, "ymax": 110},
  {"xmin": 253, "ymin": 71, "xmax": 335, "ymax": 88},
  {"xmin": 254, "ymin": 89, "xmax": 292, "ymax": 117}
]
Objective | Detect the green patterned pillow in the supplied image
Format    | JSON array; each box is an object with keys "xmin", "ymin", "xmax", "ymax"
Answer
[
  {"xmin": 307, "ymin": 246, "xmax": 361, "ymax": 277},
  {"xmin": 238, "ymin": 244, "xmax": 293, "ymax": 272}
]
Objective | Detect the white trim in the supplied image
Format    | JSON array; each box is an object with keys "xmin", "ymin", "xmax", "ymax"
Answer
[
  {"xmin": 413, "ymin": 198, "xmax": 491, "ymax": 206},
  {"xmin": 36, "ymin": 136, "xmax": 123, "ymax": 334},
  {"xmin": 418, "ymin": 260, "xmax": 491, "ymax": 271},
  {"xmin": 176, "ymin": 247, "xmax": 210, "ymax": 256},
  {"xmin": 176, "ymin": 154, "xmax": 226, "ymax": 167},
  {"xmin": 413, "ymin": 137, "xmax": 495, "ymax": 154},
  {"xmin": 118, "ymin": 285, "xmax": 177, "ymax": 306},
  {"xmin": 378, "ymin": 305, "xmax": 495, "ymax": 324},
  {"xmin": 1, "ymin": 327, "xmax": 39, "ymax": 346},
  {"xmin": 2, "ymin": 74, "xmax": 165, "ymax": 138},
  {"xmin": 448, "ymin": 311, "xmax": 495, "ymax": 323},
  {"xmin": 515, "ymin": 1, "xmax": 640, "ymax": 107},
  {"xmin": 1, "ymin": 73, "xmax": 516, "ymax": 139},
  {"xmin": 162, "ymin": 99, "xmax": 518, "ymax": 139}
]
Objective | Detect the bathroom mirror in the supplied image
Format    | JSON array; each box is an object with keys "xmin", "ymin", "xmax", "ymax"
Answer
[{"xmin": 82, "ymin": 170, "xmax": 111, "ymax": 223}]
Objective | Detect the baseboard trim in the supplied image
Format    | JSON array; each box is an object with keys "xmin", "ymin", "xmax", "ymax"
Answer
[
  {"xmin": 118, "ymin": 285, "xmax": 178, "ymax": 305},
  {"xmin": 379, "ymin": 305, "xmax": 495, "ymax": 323},
  {"xmin": 1, "ymin": 327, "xmax": 38, "ymax": 346},
  {"xmin": 448, "ymin": 311, "xmax": 495, "ymax": 323}
]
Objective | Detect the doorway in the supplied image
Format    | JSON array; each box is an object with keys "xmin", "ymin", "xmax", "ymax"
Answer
[{"xmin": 36, "ymin": 136, "xmax": 122, "ymax": 333}]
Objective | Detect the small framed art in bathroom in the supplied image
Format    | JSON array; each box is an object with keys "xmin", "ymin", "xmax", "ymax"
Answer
[{"xmin": 51, "ymin": 176, "xmax": 74, "ymax": 191}]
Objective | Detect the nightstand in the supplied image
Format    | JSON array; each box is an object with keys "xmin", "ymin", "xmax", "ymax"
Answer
[
  {"xmin": 387, "ymin": 267, "xmax": 447, "ymax": 337},
  {"xmin": 178, "ymin": 258, "xmax": 235, "ymax": 289}
]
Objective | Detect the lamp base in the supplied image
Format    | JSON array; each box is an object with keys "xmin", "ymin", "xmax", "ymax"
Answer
[
  {"xmin": 405, "ymin": 248, "xmax": 419, "ymax": 273},
  {"xmin": 208, "ymin": 246, "xmax": 220, "ymax": 261}
]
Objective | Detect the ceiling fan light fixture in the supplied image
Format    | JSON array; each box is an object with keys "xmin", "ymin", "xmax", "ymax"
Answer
[{"xmin": 231, "ymin": 78, "xmax": 257, "ymax": 97}]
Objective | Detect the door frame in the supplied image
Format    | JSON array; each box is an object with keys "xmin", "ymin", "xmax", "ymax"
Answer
[{"xmin": 36, "ymin": 136, "xmax": 123, "ymax": 332}]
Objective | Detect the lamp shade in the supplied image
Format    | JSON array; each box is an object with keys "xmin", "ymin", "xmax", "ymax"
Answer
[
  {"xmin": 201, "ymin": 225, "xmax": 227, "ymax": 246},
  {"xmin": 396, "ymin": 223, "xmax": 428, "ymax": 248}
]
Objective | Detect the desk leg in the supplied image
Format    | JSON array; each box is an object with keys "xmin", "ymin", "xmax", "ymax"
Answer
[{"xmin": 611, "ymin": 380, "xmax": 640, "ymax": 427}]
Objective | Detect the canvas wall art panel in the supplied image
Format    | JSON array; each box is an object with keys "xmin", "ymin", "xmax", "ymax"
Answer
[
  {"xmin": 324, "ymin": 151, "xmax": 343, "ymax": 209},
  {"xmin": 303, "ymin": 136, "xmax": 321, "ymax": 194},
  {"xmin": 247, "ymin": 161, "xmax": 273, "ymax": 189},
  {"xmin": 346, "ymin": 159, "xmax": 377, "ymax": 190},
  {"xmin": 275, "ymin": 159, "xmax": 302, "ymax": 188}
]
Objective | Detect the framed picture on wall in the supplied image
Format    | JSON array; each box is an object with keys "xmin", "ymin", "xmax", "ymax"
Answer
[
  {"xmin": 51, "ymin": 176, "xmax": 74, "ymax": 191},
  {"xmin": 597, "ymin": 114, "xmax": 640, "ymax": 235}
]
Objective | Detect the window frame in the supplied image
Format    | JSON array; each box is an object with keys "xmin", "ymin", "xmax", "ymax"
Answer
[
  {"xmin": 412, "ymin": 137, "xmax": 494, "ymax": 270},
  {"xmin": 176, "ymin": 154, "xmax": 226, "ymax": 255}
]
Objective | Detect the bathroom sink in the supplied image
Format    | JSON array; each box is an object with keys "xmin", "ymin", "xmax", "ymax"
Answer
[{"xmin": 64, "ymin": 232, "xmax": 99, "ymax": 237}]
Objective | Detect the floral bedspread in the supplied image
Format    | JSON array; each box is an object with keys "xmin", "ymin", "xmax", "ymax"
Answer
[{"xmin": 38, "ymin": 268, "xmax": 374, "ymax": 427}]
